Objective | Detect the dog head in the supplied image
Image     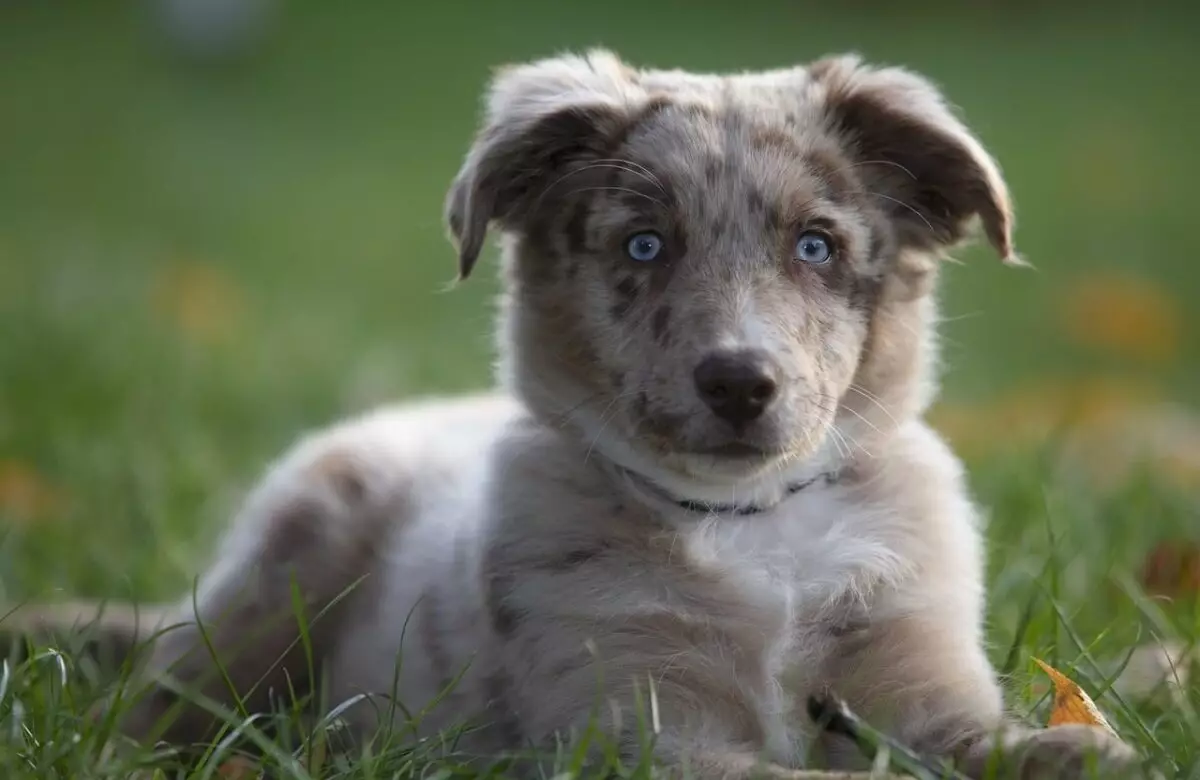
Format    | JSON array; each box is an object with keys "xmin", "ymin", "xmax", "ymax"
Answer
[{"xmin": 445, "ymin": 50, "xmax": 1016, "ymax": 492}]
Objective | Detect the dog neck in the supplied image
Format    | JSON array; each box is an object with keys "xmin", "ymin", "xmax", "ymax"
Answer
[
  {"xmin": 566, "ymin": 407, "xmax": 853, "ymax": 518},
  {"xmin": 613, "ymin": 459, "xmax": 849, "ymax": 518}
]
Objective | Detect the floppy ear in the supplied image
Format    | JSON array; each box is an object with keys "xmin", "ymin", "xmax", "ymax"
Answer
[
  {"xmin": 810, "ymin": 55, "xmax": 1020, "ymax": 264},
  {"xmin": 445, "ymin": 50, "xmax": 636, "ymax": 280}
]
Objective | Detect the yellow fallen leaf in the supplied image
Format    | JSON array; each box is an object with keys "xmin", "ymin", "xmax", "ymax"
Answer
[{"xmin": 1033, "ymin": 658, "xmax": 1117, "ymax": 736}]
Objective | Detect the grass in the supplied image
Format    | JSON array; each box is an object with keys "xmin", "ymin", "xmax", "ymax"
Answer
[{"xmin": 1, "ymin": 0, "xmax": 1198, "ymax": 777}]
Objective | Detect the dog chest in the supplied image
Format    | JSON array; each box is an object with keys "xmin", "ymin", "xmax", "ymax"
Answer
[
  {"xmin": 669, "ymin": 489, "xmax": 893, "ymax": 764},
  {"xmin": 679, "ymin": 487, "xmax": 892, "ymax": 618}
]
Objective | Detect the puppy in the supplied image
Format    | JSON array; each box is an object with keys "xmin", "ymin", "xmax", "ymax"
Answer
[{"xmin": 5, "ymin": 51, "xmax": 1143, "ymax": 778}]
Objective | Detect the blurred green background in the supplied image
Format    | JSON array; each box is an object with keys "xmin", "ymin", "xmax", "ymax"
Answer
[{"xmin": 1, "ymin": 1, "xmax": 1198, "ymax": 603}]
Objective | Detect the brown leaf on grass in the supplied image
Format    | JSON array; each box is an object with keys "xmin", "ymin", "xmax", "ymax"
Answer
[
  {"xmin": 1060, "ymin": 273, "xmax": 1181, "ymax": 363},
  {"xmin": 151, "ymin": 260, "xmax": 245, "ymax": 345},
  {"xmin": 0, "ymin": 459, "xmax": 63, "ymax": 524},
  {"xmin": 1033, "ymin": 658, "xmax": 1117, "ymax": 735},
  {"xmin": 216, "ymin": 756, "xmax": 261, "ymax": 779},
  {"xmin": 1140, "ymin": 539, "xmax": 1200, "ymax": 599}
]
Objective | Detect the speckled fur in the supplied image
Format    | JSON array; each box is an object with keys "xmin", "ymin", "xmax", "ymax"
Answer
[{"xmin": 6, "ymin": 51, "xmax": 1144, "ymax": 779}]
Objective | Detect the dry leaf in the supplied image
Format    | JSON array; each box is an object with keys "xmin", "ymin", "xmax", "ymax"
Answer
[
  {"xmin": 1060, "ymin": 273, "xmax": 1181, "ymax": 363},
  {"xmin": 216, "ymin": 756, "xmax": 261, "ymax": 779},
  {"xmin": 1033, "ymin": 658, "xmax": 1117, "ymax": 736},
  {"xmin": 1140, "ymin": 539, "xmax": 1200, "ymax": 599}
]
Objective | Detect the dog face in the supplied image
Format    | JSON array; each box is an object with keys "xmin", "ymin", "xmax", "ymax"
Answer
[{"xmin": 447, "ymin": 51, "xmax": 1016, "ymax": 485}]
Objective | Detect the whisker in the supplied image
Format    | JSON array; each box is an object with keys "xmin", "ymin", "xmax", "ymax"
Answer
[
  {"xmin": 564, "ymin": 186, "xmax": 668, "ymax": 211},
  {"xmin": 832, "ymin": 422, "xmax": 873, "ymax": 459},
  {"xmin": 838, "ymin": 404, "xmax": 883, "ymax": 437},
  {"xmin": 583, "ymin": 389, "xmax": 639, "ymax": 465},
  {"xmin": 874, "ymin": 306, "xmax": 924, "ymax": 343},
  {"xmin": 589, "ymin": 158, "xmax": 668, "ymax": 196},
  {"xmin": 937, "ymin": 310, "xmax": 985, "ymax": 325},
  {"xmin": 830, "ymin": 159, "xmax": 918, "ymax": 182},
  {"xmin": 570, "ymin": 161, "xmax": 661, "ymax": 194},
  {"xmin": 865, "ymin": 191, "xmax": 937, "ymax": 235},
  {"xmin": 534, "ymin": 161, "xmax": 667, "ymax": 214},
  {"xmin": 543, "ymin": 372, "xmax": 611, "ymax": 429},
  {"xmin": 845, "ymin": 383, "xmax": 889, "ymax": 409},
  {"xmin": 846, "ymin": 384, "xmax": 898, "ymax": 428},
  {"xmin": 545, "ymin": 393, "xmax": 602, "ymax": 429},
  {"xmin": 827, "ymin": 425, "xmax": 850, "ymax": 460},
  {"xmin": 535, "ymin": 166, "xmax": 599, "ymax": 212}
]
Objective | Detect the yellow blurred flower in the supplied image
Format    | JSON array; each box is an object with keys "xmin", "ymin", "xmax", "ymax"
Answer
[
  {"xmin": 1060, "ymin": 273, "xmax": 1181, "ymax": 363},
  {"xmin": 151, "ymin": 260, "xmax": 245, "ymax": 345},
  {"xmin": 929, "ymin": 376, "xmax": 1160, "ymax": 457},
  {"xmin": 0, "ymin": 459, "xmax": 63, "ymax": 524}
]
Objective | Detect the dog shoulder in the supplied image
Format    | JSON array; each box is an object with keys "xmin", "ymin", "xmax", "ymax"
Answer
[
  {"xmin": 199, "ymin": 391, "xmax": 523, "ymax": 618},
  {"xmin": 853, "ymin": 419, "xmax": 989, "ymax": 618}
]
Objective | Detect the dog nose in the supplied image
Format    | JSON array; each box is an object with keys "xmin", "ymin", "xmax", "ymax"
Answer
[{"xmin": 693, "ymin": 350, "xmax": 779, "ymax": 426}]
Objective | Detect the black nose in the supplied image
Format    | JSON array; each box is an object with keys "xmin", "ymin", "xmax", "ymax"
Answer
[{"xmin": 693, "ymin": 350, "xmax": 779, "ymax": 426}]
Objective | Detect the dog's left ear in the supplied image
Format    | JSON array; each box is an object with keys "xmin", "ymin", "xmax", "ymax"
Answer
[
  {"xmin": 445, "ymin": 50, "xmax": 635, "ymax": 280},
  {"xmin": 810, "ymin": 55, "xmax": 1020, "ymax": 264}
]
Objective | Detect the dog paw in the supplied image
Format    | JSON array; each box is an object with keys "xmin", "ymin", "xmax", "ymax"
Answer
[{"xmin": 959, "ymin": 724, "xmax": 1147, "ymax": 779}]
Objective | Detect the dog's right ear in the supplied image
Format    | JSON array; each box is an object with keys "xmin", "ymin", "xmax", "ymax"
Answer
[{"xmin": 445, "ymin": 50, "xmax": 636, "ymax": 280}]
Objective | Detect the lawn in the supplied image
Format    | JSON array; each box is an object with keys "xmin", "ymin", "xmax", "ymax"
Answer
[{"xmin": 0, "ymin": 1, "xmax": 1197, "ymax": 777}]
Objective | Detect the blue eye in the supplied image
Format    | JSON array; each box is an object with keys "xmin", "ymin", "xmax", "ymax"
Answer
[
  {"xmin": 625, "ymin": 232, "xmax": 664, "ymax": 263},
  {"xmin": 794, "ymin": 231, "xmax": 833, "ymax": 265}
]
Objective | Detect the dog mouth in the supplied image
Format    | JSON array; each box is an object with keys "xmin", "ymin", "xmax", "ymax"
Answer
[
  {"xmin": 631, "ymin": 405, "xmax": 792, "ymax": 463},
  {"xmin": 686, "ymin": 441, "xmax": 776, "ymax": 460}
]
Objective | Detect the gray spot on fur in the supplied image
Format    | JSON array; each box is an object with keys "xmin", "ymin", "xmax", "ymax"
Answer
[
  {"xmin": 565, "ymin": 200, "xmax": 591, "ymax": 255},
  {"xmin": 651, "ymin": 305, "xmax": 671, "ymax": 345},
  {"xmin": 418, "ymin": 588, "xmax": 453, "ymax": 691},
  {"xmin": 610, "ymin": 276, "xmax": 640, "ymax": 319},
  {"xmin": 481, "ymin": 667, "xmax": 523, "ymax": 748},
  {"xmin": 485, "ymin": 574, "xmax": 522, "ymax": 637},
  {"xmin": 264, "ymin": 501, "xmax": 320, "ymax": 566},
  {"xmin": 544, "ymin": 545, "xmax": 608, "ymax": 570}
]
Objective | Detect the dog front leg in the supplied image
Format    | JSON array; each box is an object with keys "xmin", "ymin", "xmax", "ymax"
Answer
[{"xmin": 821, "ymin": 611, "xmax": 1142, "ymax": 779}]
